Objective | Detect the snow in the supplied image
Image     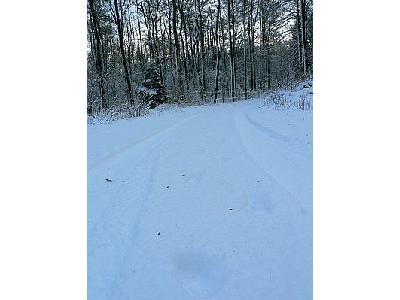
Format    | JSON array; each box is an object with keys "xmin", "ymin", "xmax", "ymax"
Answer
[
  {"xmin": 137, "ymin": 86, "xmax": 158, "ymax": 96},
  {"xmin": 88, "ymin": 85, "xmax": 312, "ymax": 299}
]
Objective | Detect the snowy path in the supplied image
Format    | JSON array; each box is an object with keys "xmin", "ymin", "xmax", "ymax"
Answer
[{"xmin": 88, "ymin": 98, "xmax": 312, "ymax": 299}]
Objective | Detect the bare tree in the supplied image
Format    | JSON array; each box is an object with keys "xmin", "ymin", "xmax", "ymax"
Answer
[
  {"xmin": 213, "ymin": 0, "xmax": 222, "ymax": 102},
  {"xmin": 87, "ymin": 0, "xmax": 313, "ymax": 115},
  {"xmin": 108, "ymin": 0, "xmax": 135, "ymax": 106},
  {"xmin": 88, "ymin": 0, "xmax": 107, "ymax": 109}
]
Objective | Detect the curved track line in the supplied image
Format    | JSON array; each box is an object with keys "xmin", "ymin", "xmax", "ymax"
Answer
[
  {"xmin": 88, "ymin": 114, "xmax": 200, "ymax": 171},
  {"xmin": 232, "ymin": 110, "xmax": 306, "ymax": 208},
  {"xmin": 245, "ymin": 113, "xmax": 308, "ymax": 145}
]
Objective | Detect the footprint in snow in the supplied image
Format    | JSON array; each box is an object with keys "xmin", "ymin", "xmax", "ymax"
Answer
[{"xmin": 173, "ymin": 251, "xmax": 230, "ymax": 298}]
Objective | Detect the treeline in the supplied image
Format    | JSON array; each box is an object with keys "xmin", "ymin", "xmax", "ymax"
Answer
[{"xmin": 87, "ymin": 0, "xmax": 312, "ymax": 115}]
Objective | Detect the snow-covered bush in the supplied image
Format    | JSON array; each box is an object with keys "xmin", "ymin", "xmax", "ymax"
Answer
[{"xmin": 262, "ymin": 81, "xmax": 313, "ymax": 111}]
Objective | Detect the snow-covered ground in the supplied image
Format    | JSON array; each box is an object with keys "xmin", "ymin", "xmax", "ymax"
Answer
[{"xmin": 88, "ymin": 84, "xmax": 313, "ymax": 299}]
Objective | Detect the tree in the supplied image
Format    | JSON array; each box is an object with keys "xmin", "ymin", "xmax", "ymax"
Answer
[
  {"xmin": 87, "ymin": 0, "xmax": 313, "ymax": 116},
  {"xmin": 110, "ymin": 0, "xmax": 135, "ymax": 106},
  {"xmin": 137, "ymin": 63, "xmax": 167, "ymax": 108},
  {"xmin": 88, "ymin": 0, "xmax": 107, "ymax": 110},
  {"xmin": 213, "ymin": 0, "xmax": 221, "ymax": 102}
]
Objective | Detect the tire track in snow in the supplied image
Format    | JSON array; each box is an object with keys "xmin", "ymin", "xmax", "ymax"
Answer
[
  {"xmin": 89, "ymin": 115, "xmax": 204, "ymax": 300},
  {"xmin": 88, "ymin": 113, "xmax": 200, "ymax": 171},
  {"xmin": 89, "ymin": 141, "xmax": 163, "ymax": 300},
  {"xmin": 230, "ymin": 109, "xmax": 312, "ymax": 293},
  {"xmin": 245, "ymin": 113, "xmax": 308, "ymax": 146},
  {"xmin": 107, "ymin": 149, "xmax": 162, "ymax": 300},
  {"xmin": 231, "ymin": 109, "xmax": 307, "ymax": 211},
  {"xmin": 232, "ymin": 111, "xmax": 291, "ymax": 195},
  {"xmin": 89, "ymin": 113, "xmax": 201, "ymax": 255}
]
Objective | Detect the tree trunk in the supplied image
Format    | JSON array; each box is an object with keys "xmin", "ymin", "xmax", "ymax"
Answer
[
  {"xmin": 113, "ymin": 0, "xmax": 134, "ymax": 106},
  {"xmin": 179, "ymin": 2, "xmax": 190, "ymax": 92},
  {"xmin": 195, "ymin": 0, "xmax": 206, "ymax": 100},
  {"xmin": 295, "ymin": 0, "xmax": 303, "ymax": 74},
  {"xmin": 227, "ymin": 0, "xmax": 236, "ymax": 100},
  {"xmin": 213, "ymin": 0, "xmax": 221, "ymax": 103},
  {"xmin": 242, "ymin": 0, "xmax": 247, "ymax": 99},
  {"xmin": 267, "ymin": 22, "xmax": 271, "ymax": 90},
  {"xmin": 250, "ymin": 0, "xmax": 256, "ymax": 91},
  {"xmin": 171, "ymin": 0, "xmax": 184, "ymax": 100},
  {"xmin": 300, "ymin": 0, "xmax": 308, "ymax": 76},
  {"xmin": 89, "ymin": 0, "xmax": 107, "ymax": 109}
]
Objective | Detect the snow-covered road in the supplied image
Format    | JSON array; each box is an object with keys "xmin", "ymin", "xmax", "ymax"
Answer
[{"xmin": 88, "ymin": 95, "xmax": 312, "ymax": 299}]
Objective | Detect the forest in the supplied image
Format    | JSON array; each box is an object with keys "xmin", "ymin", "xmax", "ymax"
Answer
[{"xmin": 87, "ymin": 0, "xmax": 313, "ymax": 117}]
